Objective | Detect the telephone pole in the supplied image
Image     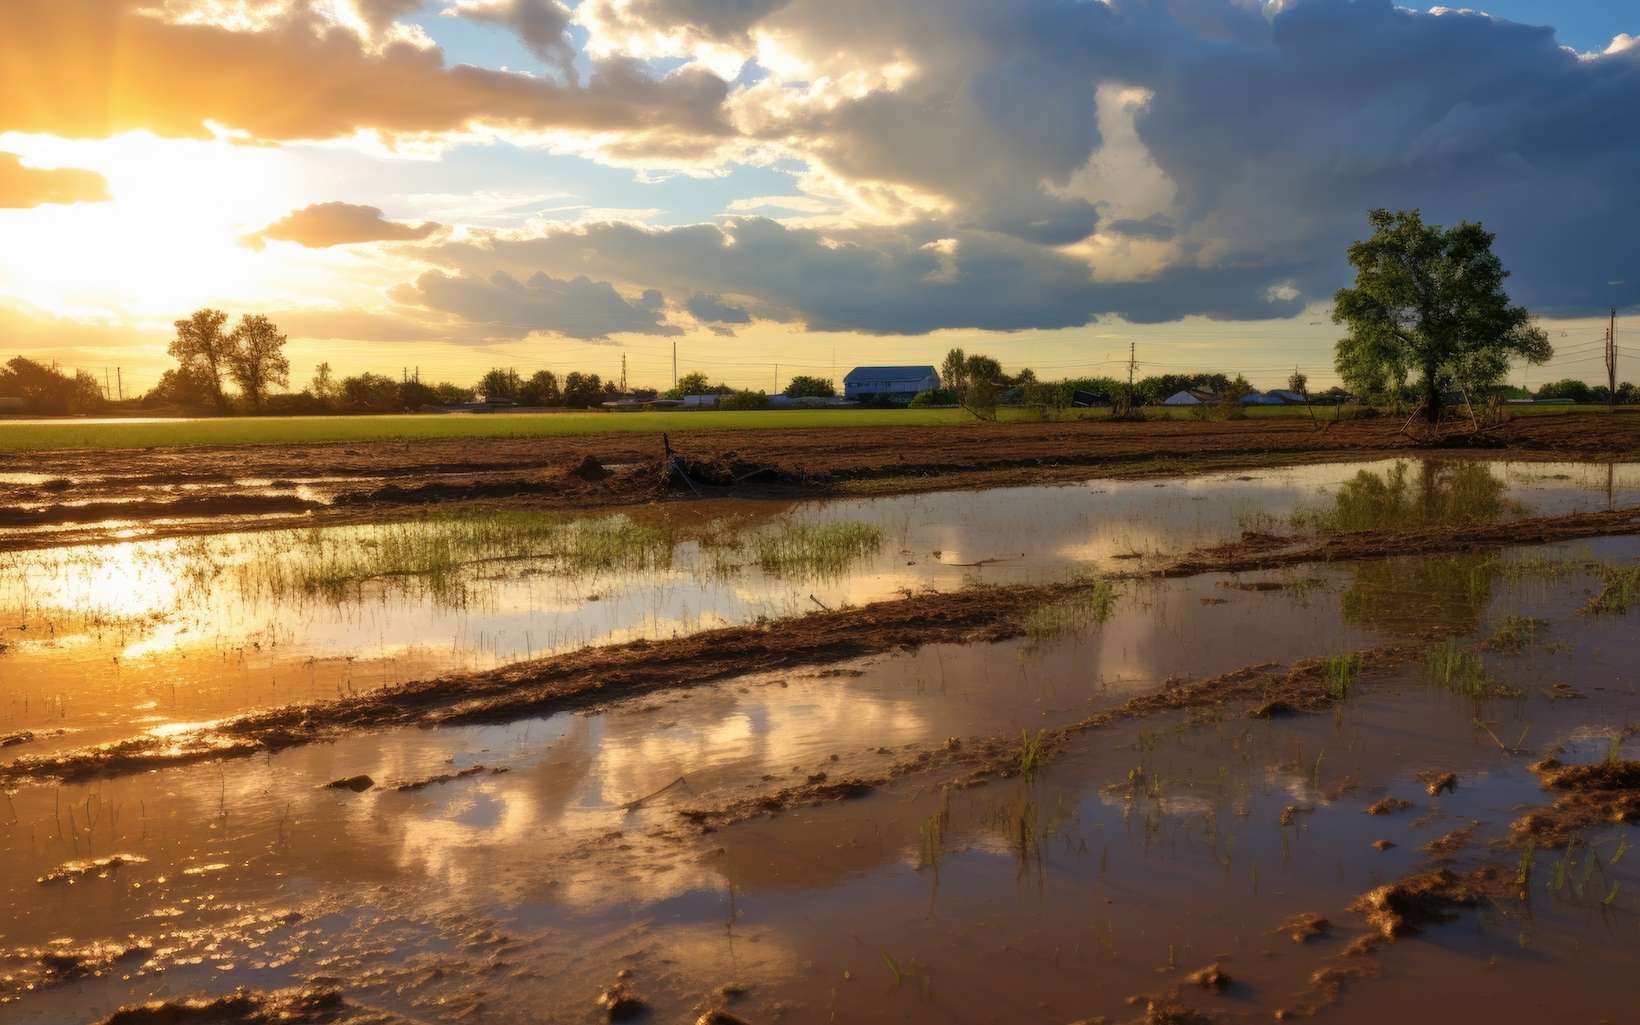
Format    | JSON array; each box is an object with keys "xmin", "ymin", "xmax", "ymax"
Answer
[
  {"xmin": 1607, "ymin": 307, "xmax": 1618, "ymax": 409},
  {"xmin": 773, "ymin": 363, "xmax": 778, "ymax": 394},
  {"xmin": 116, "ymin": 367, "xmax": 123, "ymax": 402},
  {"xmin": 1127, "ymin": 342, "xmax": 1137, "ymax": 392},
  {"xmin": 620, "ymin": 353, "xmax": 628, "ymax": 393},
  {"xmin": 672, "ymin": 342, "xmax": 677, "ymax": 390}
]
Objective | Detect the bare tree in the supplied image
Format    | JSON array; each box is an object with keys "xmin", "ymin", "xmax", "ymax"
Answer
[
  {"xmin": 169, "ymin": 309, "xmax": 233, "ymax": 413},
  {"xmin": 227, "ymin": 314, "xmax": 290, "ymax": 409}
]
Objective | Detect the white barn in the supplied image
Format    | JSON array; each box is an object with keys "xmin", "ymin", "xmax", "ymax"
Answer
[{"xmin": 843, "ymin": 365, "xmax": 940, "ymax": 400}]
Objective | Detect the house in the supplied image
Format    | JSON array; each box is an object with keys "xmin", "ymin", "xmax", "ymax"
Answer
[
  {"xmin": 1266, "ymin": 389, "xmax": 1308, "ymax": 404},
  {"xmin": 1162, "ymin": 388, "xmax": 1217, "ymax": 406},
  {"xmin": 843, "ymin": 365, "xmax": 940, "ymax": 401}
]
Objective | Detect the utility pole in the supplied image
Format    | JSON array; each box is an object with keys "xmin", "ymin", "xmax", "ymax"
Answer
[
  {"xmin": 620, "ymin": 353, "xmax": 628, "ymax": 393},
  {"xmin": 672, "ymin": 342, "xmax": 677, "ymax": 390},
  {"xmin": 116, "ymin": 367, "xmax": 123, "ymax": 402},
  {"xmin": 104, "ymin": 367, "xmax": 111, "ymax": 401},
  {"xmin": 773, "ymin": 363, "xmax": 778, "ymax": 395},
  {"xmin": 1127, "ymin": 342, "xmax": 1137, "ymax": 392},
  {"xmin": 1608, "ymin": 307, "xmax": 1618, "ymax": 409}
]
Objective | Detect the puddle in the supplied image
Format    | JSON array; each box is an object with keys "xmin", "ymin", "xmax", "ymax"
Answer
[
  {"xmin": 3, "ymin": 458, "xmax": 1638, "ymax": 755},
  {"xmin": 0, "ymin": 533, "xmax": 1635, "ymax": 1023},
  {"xmin": 0, "ymin": 458, "xmax": 1638, "ymax": 1023}
]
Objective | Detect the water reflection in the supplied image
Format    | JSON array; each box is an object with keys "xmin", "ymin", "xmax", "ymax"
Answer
[
  {"xmin": 3, "ymin": 459, "xmax": 1638, "ymax": 756},
  {"xmin": 1290, "ymin": 459, "xmax": 1518, "ymax": 534}
]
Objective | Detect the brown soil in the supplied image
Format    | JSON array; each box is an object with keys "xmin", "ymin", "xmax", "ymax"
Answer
[
  {"xmin": 1508, "ymin": 758, "xmax": 1640, "ymax": 848},
  {"xmin": 1349, "ymin": 866, "xmax": 1508, "ymax": 941},
  {"xmin": 5, "ymin": 411, "xmax": 1638, "ymax": 549},
  {"xmin": 93, "ymin": 986, "xmax": 399, "ymax": 1025},
  {"xmin": 1165, "ymin": 506, "xmax": 1640, "ymax": 577}
]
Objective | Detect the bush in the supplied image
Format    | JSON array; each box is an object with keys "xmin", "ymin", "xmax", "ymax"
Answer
[
  {"xmin": 909, "ymin": 388, "xmax": 957, "ymax": 407},
  {"xmin": 719, "ymin": 389, "xmax": 769, "ymax": 410}
]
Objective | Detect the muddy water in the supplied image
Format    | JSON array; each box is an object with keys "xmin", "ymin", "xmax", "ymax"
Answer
[
  {"xmin": 3, "ymin": 459, "xmax": 1638, "ymax": 757},
  {"xmin": 1, "ymin": 530, "xmax": 1637, "ymax": 1022}
]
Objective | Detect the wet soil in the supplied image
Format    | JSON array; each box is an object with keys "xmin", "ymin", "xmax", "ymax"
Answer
[
  {"xmin": 6, "ymin": 502, "xmax": 1639, "ymax": 789},
  {"xmin": 5, "ymin": 412, "xmax": 1639, "ymax": 549},
  {"xmin": 3, "ymin": 445, "xmax": 1640, "ymax": 1025}
]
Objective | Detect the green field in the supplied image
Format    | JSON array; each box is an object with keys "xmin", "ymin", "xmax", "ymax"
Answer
[
  {"xmin": 0, "ymin": 408, "xmax": 974, "ymax": 452},
  {"xmin": 0, "ymin": 403, "xmax": 1616, "ymax": 453}
]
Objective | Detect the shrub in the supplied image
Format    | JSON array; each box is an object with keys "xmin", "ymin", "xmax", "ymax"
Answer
[{"xmin": 719, "ymin": 389, "xmax": 770, "ymax": 410}]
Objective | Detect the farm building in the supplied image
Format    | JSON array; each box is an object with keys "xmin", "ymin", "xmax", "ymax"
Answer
[
  {"xmin": 1265, "ymin": 389, "xmax": 1308, "ymax": 404},
  {"xmin": 1162, "ymin": 388, "xmax": 1217, "ymax": 406},
  {"xmin": 843, "ymin": 365, "xmax": 939, "ymax": 400}
]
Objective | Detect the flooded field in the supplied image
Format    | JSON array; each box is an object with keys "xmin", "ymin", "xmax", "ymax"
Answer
[{"xmin": 1, "ymin": 456, "xmax": 1638, "ymax": 1024}]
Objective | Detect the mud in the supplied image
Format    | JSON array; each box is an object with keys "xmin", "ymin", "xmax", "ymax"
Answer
[
  {"xmin": 92, "ymin": 987, "xmax": 397, "ymax": 1025},
  {"xmin": 1349, "ymin": 866, "xmax": 1509, "ymax": 940},
  {"xmin": 6, "ymin": 412, "xmax": 1639, "ymax": 548},
  {"xmin": 16, "ymin": 484, "xmax": 1608, "ymax": 789},
  {"xmin": 0, "ymin": 583, "xmax": 1057, "ymax": 786},
  {"xmin": 1508, "ymin": 758, "xmax": 1640, "ymax": 848},
  {"xmin": 4, "ymin": 441, "xmax": 1640, "ymax": 1025},
  {"xmin": 1166, "ymin": 506, "xmax": 1640, "ymax": 577},
  {"xmin": 0, "ymin": 493, "xmax": 322, "ymax": 527}
]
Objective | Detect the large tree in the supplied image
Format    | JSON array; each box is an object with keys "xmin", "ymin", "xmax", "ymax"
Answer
[
  {"xmin": 1333, "ymin": 209, "xmax": 1550, "ymax": 421},
  {"xmin": 169, "ymin": 308, "xmax": 234, "ymax": 413},
  {"xmin": 227, "ymin": 314, "xmax": 289, "ymax": 409}
]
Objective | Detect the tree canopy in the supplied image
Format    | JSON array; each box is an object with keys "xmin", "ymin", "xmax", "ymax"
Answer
[{"xmin": 1333, "ymin": 209, "xmax": 1550, "ymax": 420}]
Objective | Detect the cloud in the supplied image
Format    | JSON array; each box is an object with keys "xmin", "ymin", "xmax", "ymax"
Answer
[
  {"xmin": 243, "ymin": 202, "xmax": 441, "ymax": 249},
  {"xmin": 581, "ymin": 0, "xmax": 1640, "ymax": 318},
  {"xmin": 419, "ymin": 216, "xmax": 1172, "ymax": 334},
  {"xmin": 448, "ymin": 0, "xmax": 578, "ymax": 80},
  {"xmin": 395, "ymin": 269, "xmax": 684, "ymax": 339},
  {"xmin": 684, "ymin": 292, "xmax": 750, "ymax": 324},
  {"xmin": 0, "ymin": 152, "xmax": 110, "ymax": 208},
  {"xmin": 0, "ymin": 0, "xmax": 732, "ymax": 148}
]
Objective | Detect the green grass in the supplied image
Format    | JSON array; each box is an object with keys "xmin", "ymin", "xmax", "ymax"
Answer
[
  {"xmin": 1016, "ymin": 729, "xmax": 1048, "ymax": 779},
  {"xmin": 1423, "ymin": 638, "xmax": 1517, "ymax": 698},
  {"xmin": 0, "ymin": 403, "xmax": 1422, "ymax": 452},
  {"xmin": 0, "ymin": 409, "xmax": 981, "ymax": 452},
  {"xmin": 1023, "ymin": 579, "xmax": 1118, "ymax": 643},
  {"xmin": 751, "ymin": 522, "xmax": 884, "ymax": 577},
  {"xmin": 1585, "ymin": 564, "xmax": 1640, "ymax": 615},
  {"xmin": 1322, "ymin": 653, "xmax": 1361, "ymax": 699},
  {"xmin": 236, "ymin": 510, "xmax": 677, "ymax": 604}
]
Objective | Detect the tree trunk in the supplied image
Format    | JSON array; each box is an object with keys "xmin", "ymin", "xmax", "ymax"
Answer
[{"xmin": 1423, "ymin": 366, "xmax": 1441, "ymax": 424}]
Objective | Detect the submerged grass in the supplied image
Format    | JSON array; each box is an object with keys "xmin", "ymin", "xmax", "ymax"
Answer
[
  {"xmin": 239, "ymin": 510, "xmax": 678, "ymax": 603},
  {"xmin": 1584, "ymin": 564, "xmax": 1640, "ymax": 615},
  {"xmin": 751, "ymin": 522, "xmax": 884, "ymax": 577},
  {"xmin": 1423, "ymin": 638, "xmax": 1517, "ymax": 699},
  {"xmin": 1023, "ymin": 578, "xmax": 1117, "ymax": 643},
  {"xmin": 1488, "ymin": 615, "xmax": 1547, "ymax": 651}
]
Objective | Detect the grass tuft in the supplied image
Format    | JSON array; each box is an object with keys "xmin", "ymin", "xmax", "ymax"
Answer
[
  {"xmin": 1423, "ymin": 638, "xmax": 1517, "ymax": 699},
  {"xmin": 1024, "ymin": 579, "xmax": 1117, "ymax": 643},
  {"xmin": 1585, "ymin": 564, "xmax": 1640, "ymax": 616},
  {"xmin": 1322, "ymin": 653, "xmax": 1361, "ymax": 699}
]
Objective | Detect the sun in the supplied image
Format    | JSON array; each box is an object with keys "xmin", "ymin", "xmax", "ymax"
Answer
[{"xmin": 0, "ymin": 131, "xmax": 350, "ymax": 321}]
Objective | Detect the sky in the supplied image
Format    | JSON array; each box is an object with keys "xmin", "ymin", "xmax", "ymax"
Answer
[{"xmin": 0, "ymin": 0, "xmax": 1635, "ymax": 398}]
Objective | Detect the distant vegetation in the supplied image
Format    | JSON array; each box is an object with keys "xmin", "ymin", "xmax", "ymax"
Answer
[{"xmin": 0, "ymin": 275, "xmax": 1631, "ymax": 419}]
